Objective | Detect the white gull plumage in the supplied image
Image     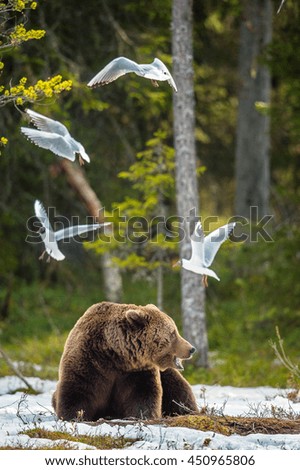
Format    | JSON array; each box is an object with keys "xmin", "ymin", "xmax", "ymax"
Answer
[
  {"xmin": 179, "ymin": 220, "xmax": 236, "ymax": 287},
  {"xmin": 21, "ymin": 109, "xmax": 90, "ymax": 166},
  {"xmin": 87, "ymin": 56, "xmax": 177, "ymax": 92},
  {"xmin": 34, "ymin": 200, "xmax": 110, "ymax": 262}
]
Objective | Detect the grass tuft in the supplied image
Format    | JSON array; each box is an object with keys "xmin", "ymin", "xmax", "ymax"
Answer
[
  {"xmin": 157, "ymin": 414, "xmax": 300, "ymax": 436},
  {"xmin": 23, "ymin": 427, "xmax": 136, "ymax": 449}
]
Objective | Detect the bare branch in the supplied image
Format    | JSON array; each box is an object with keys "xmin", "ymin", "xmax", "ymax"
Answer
[
  {"xmin": 0, "ymin": 347, "xmax": 36, "ymax": 392},
  {"xmin": 102, "ymin": 0, "xmax": 134, "ymax": 47},
  {"xmin": 277, "ymin": 0, "xmax": 286, "ymax": 14},
  {"xmin": 270, "ymin": 326, "xmax": 300, "ymax": 379}
]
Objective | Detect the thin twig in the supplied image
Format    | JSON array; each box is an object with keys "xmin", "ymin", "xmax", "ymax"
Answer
[
  {"xmin": 102, "ymin": 0, "xmax": 134, "ymax": 46},
  {"xmin": 270, "ymin": 326, "xmax": 300, "ymax": 379},
  {"xmin": 277, "ymin": 0, "xmax": 286, "ymax": 14},
  {"xmin": 0, "ymin": 347, "xmax": 36, "ymax": 392}
]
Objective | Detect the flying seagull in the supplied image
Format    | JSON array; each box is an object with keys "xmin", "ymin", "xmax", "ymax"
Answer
[
  {"xmin": 21, "ymin": 109, "xmax": 90, "ymax": 166},
  {"xmin": 175, "ymin": 220, "xmax": 236, "ymax": 287},
  {"xmin": 87, "ymin": 56, "xmax": 177, "ymax": 92},
  {"xmin": 33, "ymin": 200, "xmax": 110, "ymax": 262}
]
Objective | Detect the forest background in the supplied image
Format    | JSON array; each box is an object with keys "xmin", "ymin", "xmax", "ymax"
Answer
[{"xmin": 0, "ymin": 0, "xmax": 299, "ymax": 388}]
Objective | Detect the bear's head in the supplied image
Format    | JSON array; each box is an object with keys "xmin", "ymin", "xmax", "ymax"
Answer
[{"xmin": 119, "ymin": 304, "xmax": 196, "ymax": 371}]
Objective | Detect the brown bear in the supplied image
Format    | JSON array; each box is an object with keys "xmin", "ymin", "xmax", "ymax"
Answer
[{"xmin": 52, "ymin": 301, "xmax": 198, "ymax": 421}]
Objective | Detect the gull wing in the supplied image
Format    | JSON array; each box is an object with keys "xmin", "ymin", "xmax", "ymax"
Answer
[
  {"xmin": 25, "ymin": 109, "xmax": 69, "ymax": 136},
  {"xmin": 33, "ymin": 201, "xmax": 65, "ymax": 261},
  {"xmin": 189, "ymin": 220, "xmax": 205, "ymax": 265},
  {"xmin": 87, "ymin": 57, "xmax": 145, "ymax": 87},
  {"xmin": 203, "ymin": 222, "xmax": 236, "ymax": 267},
  {"xmin": 34, "ymin": 200, "xmax": 53, "ymax": 233},
  {"xmin": 55, "ymin": 223, "xmax": 111, "ymax": 242},
  {"xmin": 46, "ymin": 244, "xmax": 65, "ymax": 261},
  {"xmin": 21, "ymin": 128, "xmax": 76, "ymax": 161}
]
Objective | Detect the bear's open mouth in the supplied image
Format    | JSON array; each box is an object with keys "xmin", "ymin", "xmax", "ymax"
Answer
[{"xmin": 174, "ymin": 356, "xmax": 184, "ymax": 370}]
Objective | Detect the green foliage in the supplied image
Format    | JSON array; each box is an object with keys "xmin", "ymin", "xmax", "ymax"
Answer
[
  {"xmin": 0, "ymin": 278, "xmax": 106, "ymax": 379},
  {"xmin": 266, "ymin": 2, "xmax": 300, "ymax": 218},
  {"xmin": 118, "ymin": 131, "xmax": 175, "ymax": 198},
  {"xmin": 270, "ymin": 327, "xmax": 300, "ymax": 391},
  {"xmin": 0, "ymin": 135, "xmax": 7, "ymax": 153},
  {"xmin": 183, "ymin": 225, "xmax": 300, "ymax": 387},
  {"xmin": 0, "ymin": 1, "xmax": 72, "ymax": 113},
  {"xmin": 1, "ymin": 225, "xmax": 299, "ymax": 388},
  {"xmin": 0, "ymin": 75, "xmax": 72, "ymax": 107},
  {"xmin": 0, "ymin": 0, "xmax": 299, "ymax": 390},
  {"xmin": 88, "ymin": 130, "xmax": 179, "ymax": 272},
  {"xmin": 0, "ymin": 1, "xmax": 41, "ymax": 52}
]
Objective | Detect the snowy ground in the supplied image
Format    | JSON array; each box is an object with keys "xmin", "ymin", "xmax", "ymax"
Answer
[{"xmin": 0, "ymin": 376, "xmax": 300, "ymax": 450}]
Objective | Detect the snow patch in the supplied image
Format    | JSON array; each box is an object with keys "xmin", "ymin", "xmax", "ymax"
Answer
[{"xmin": 0, "ymin": 376, "xmax": 299, "ymax": 450}]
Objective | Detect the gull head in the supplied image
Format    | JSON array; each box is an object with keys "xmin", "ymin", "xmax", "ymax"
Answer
[{"xmin": 153, "ymin": 58, "xmax": 170, "ymax": 76}]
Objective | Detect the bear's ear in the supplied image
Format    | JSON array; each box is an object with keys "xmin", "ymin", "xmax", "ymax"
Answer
[
  {"xmin": 145, "ymin": 303, "xmax": 160, "ymax": 311},
  {"xmin": 125, "ymin": 309, "xmax": 150, "ymax": 329}
]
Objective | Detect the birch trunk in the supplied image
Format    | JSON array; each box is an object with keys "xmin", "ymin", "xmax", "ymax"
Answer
[
  {"xmin": 172, "ymin": 0, "xmax": 208, "ymax": 367},
  {"xmin": 235, "ymin": 0, "xmax": 272, "ymax": 219}
]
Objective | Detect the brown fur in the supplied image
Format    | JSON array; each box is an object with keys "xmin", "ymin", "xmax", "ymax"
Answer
[{"xmin": 52, "ymin": 301, "xmax": 198, "ymax": 421}]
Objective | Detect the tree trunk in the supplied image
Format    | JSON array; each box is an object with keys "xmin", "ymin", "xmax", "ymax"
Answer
[
  {"xmin": 59, "ymin": 160, "xmax": 122, "ymax": 302},
  {"xmin": 172, "ymin": 0, "xmax": 208, "ymax": 367},
  {"xmin": 235, "ymin": 0, "xmax": 272, "ymax": 219}
]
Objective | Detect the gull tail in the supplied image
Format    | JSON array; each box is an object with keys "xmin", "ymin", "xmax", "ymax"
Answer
[
  {"xmin": 200, "ymin": 267, "xmax": 220, "ymax": 281},
  {"xmin": 182, "ymin": 261, "xmax": 220, "ymax": 281}
]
